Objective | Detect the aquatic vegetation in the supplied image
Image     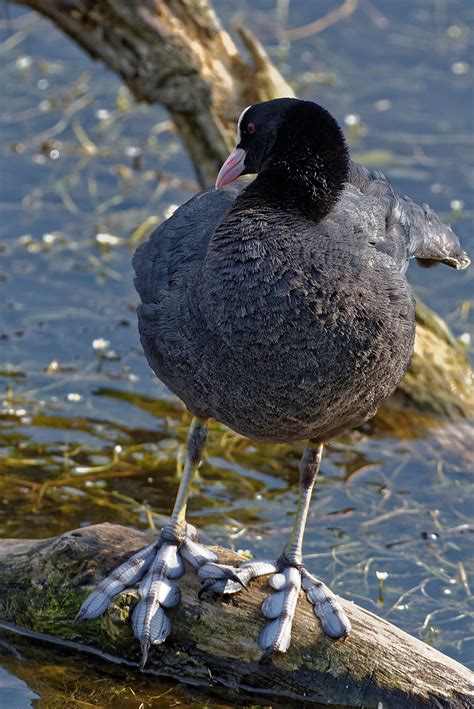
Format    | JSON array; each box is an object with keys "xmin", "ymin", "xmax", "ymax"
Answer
[{"xmin": 0, "ymin": 0, "xmax": 472, "ymax": 704}]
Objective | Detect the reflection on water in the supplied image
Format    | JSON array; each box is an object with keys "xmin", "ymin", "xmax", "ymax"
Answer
[
  {"xmin": 0, "ymin": 633, "xmax": 238, "ymax": 709},
  {"xmin": 0, "ymin": 665, "xmax": 39, "ymax": 708},
  {"xmin": 0, "ymin": 0, "xmax": 473, "ymax": 705}
]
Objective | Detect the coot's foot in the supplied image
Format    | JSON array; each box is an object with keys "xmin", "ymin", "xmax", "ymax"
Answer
[
  {"xmin": 198, "ymin": 558, "xmax": 278, "ymax": 594},
  {"xmin": 198, "ymin": 556, "xmax": 351, "ymax": 657},
  {"xmin": 76, "ymin": 523, "xmax": 216, "ymax": 668}
]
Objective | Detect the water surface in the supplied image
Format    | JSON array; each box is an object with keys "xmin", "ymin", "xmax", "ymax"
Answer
[{"xmin": 0, "ymin": 0, "xmax": 473, "ymax": 706}]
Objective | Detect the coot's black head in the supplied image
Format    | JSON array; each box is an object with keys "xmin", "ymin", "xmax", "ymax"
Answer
[
  {"xmin": 215, "ymin": 98, "xmax": 349, "ymax": 221},
  {"xmin": 216, "ymin": 98, "xmax": 348, "ymax": 183}
]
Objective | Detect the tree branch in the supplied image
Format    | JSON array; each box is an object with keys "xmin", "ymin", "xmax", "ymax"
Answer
[{"xmin": 0, "ymin": 523, "xmax": 471, "ymax": 708}]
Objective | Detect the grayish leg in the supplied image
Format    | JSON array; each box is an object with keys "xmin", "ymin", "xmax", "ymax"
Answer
[
  {"xmin": 282, "ymin": 444, "xmax": 323, "ymax": 567},
  {"xmin": 76, "ymin": 418, "xmax": 218, "ymax": 667},
  {"xmin": 199, "ymin": 442, "xmax": 351, "ymax": 657},
  {"xmin": 259, "ymin": 443, "xmax": 351, "ymax": 655}
]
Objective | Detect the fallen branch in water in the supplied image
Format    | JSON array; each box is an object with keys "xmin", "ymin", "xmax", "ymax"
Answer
[{"xmin": 0, "ymin": 523, "xmax": 471, "ymax": 708}]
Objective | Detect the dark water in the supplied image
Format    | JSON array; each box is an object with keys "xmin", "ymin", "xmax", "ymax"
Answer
[{"xmin": 0, "ymin": 0, "xmax": 473, "ymax": 706}]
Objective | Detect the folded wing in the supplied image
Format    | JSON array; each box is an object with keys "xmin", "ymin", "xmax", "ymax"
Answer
[{"xmin": 348, "ymin": 161, "xmax": 470, "ymax": 271}]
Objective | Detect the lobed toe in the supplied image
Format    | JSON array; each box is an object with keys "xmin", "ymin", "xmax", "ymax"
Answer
[
  {"xmin": 181, "ymin": 538, "xmax": 218, "ymax": 569},
  {"xmin": 268, "ymin": 572, "xmax": 286, "ymax": 591},
  {"xmin": 302, "ymin": 570, "xmax": 351, "ymax": 639},
  {"xmin": 261, "ymin": 589, "xmax": 285, "ymax": 619},
  {"xmin": 258, "ymin": 616, "xmax": 292, "ymax": 654},
  {"xmin": 76, "ymin": 541, "xmax": 158, "ymax": 620},
  {"xmin": 156, "ymin": 579, "xmax": 180, "ymax": 608}
]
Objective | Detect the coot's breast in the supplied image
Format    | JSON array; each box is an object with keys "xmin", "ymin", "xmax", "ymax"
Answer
[
  {"xmin": 200, "ymin": 260, "xmax": 413, "ymax": 442},
  {"xmin": 138, "ymin": 192, "xmax": 415, "ymax": 443}
]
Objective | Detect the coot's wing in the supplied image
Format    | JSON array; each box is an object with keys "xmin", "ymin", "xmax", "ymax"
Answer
[
  {"xmin": 133, "ymin": 183, "xmax": 245, "ymax": 305},
  {"xmin": 348, "ymin": 162, "xmax": 470, "ymax": 270}
]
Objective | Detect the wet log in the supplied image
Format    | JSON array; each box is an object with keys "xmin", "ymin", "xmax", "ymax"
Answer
[{"xmin": 0, "ymin": 523, "xmax": 471, "ymax": 708}]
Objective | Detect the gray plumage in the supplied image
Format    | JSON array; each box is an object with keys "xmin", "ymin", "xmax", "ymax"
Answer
[{"xmin": 133, "ymin": 160, "xmax": 468, "ymax": 443}]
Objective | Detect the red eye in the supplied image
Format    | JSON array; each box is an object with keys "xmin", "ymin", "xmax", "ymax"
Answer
[{"xmin": 247, "ymin": 122, "xmax": 256, "ymax": 134}]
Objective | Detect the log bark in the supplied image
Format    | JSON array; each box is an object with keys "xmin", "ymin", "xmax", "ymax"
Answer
[{"xmin": 0, "ymin": 523, "xmax": 471, "ymax": 708}]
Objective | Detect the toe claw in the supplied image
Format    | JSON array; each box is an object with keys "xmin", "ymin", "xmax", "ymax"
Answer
[
  {"xmin": 229, "ymin": 572, "xmax": 248, "ymax": 589},
  {"xmin": 136, "ymin": 603, "xmax": 171, "ymax": 668},
  {"xmin": 139, "ymin": 639, "xmax": 150, "ymax": 671},
  {"xmin": 198, "ymin": 562, "xmax": 247, "ymax": 589},
  {"xmin": 259, "ymin": 645, "xmax": 276, "ymax": 665},
  {"xmin": 198, "ymin": 559, "xmax": 277, "ymax": 597}
]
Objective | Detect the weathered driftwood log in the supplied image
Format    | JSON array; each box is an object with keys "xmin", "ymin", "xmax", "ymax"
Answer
[
  {"xmin": 0, "ymin": 523, "xmax": 471, "ymax": 708},
  {"xmin": 14, "ymin": 0, "xmax": 473, "ymax": 426}
]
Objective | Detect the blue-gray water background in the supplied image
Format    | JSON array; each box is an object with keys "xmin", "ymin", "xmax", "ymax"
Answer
[{"xmin": 0, "ymin": 0, "xmax": 473, "ymax": 706}]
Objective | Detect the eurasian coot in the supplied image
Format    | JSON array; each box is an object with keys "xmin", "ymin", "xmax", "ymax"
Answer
[{"xmin": 77, "ymin": 98, "xmax": 470, "ymax": 665}]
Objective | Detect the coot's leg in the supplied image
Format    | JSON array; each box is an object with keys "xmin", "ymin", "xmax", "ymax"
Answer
[
  {"xmin": 258, "ymin": 443, "xmax": 351, "ymax": 655},
  {"xmin": 199, "ymin": 443, "xmax": 351, "ymax": 656},
  {"xmin": 76, "ymin": 418, "xmax": 218, "ymax": 668}
]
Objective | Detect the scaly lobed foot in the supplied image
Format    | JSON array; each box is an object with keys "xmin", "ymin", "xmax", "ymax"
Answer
[
  {"xmin": 76, "ymin": 524, "xmax": 216, "ymax": 667},
  {"xmin": 198, "ymin": 558, "xmax": 351, "ymax": 656},
  {"xmin": 77, "ymin": 528, "xmax": 350, "ymax": 664}
]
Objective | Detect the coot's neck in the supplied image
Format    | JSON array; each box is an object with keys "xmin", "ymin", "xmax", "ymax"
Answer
[{"xmin": 240, "ymin": 112, "xmax": 349, "ymax": 224}]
